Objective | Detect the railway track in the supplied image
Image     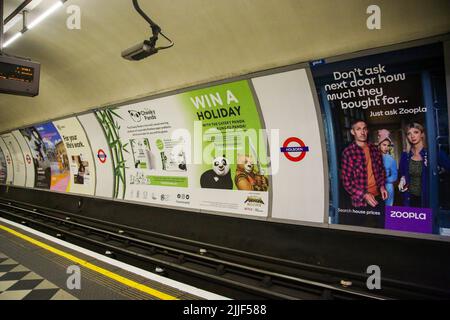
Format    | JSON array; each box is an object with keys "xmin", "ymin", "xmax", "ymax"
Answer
[{"xmin": 0, "ymin": 197, "xmax": 445, "ymax": 300}]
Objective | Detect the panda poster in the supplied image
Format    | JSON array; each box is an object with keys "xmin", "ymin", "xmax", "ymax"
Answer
[
  {"xmin": 178, "ymin": 80, "xmax": 270, "ymax": 216},
  {"xmin": 95, "ymin": 95, "xmax": 192, "ymax": 204},
  {"xmin": 95, "ymin": 80, "xmax": 270, "ymax": 217},
  {"xmin": 53, "ymin": 117, "xmax": 96, "ymax": 196}
]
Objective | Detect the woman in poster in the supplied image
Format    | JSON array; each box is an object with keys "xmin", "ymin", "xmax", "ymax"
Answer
[
  {"xmin": 398, "ymin": 122, "xmax": 450, "ymax": 207},
  {"xmin": 378, "ymin": 129, "xmax": 397, "ymax": 206}
]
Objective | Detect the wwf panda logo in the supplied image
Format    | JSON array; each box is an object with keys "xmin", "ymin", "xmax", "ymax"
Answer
[
  {"xmin": 200, "ymin": 156, "xmax": 233, "ymax": 190},
  {"xmin": 128, "ymin": 110, "xmax": 142, "ymax": 122}
]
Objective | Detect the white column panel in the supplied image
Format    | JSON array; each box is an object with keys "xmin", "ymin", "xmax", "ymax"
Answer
[
  {"xmin": 77, "ymin": 113, "xmax": 115, "ymax": 198},
  {"xmin": 252, "ymin": 69, "xmax": 326, "ymax": 223},
  {"xmin": 12, "ymin": 130, "xmax": 36, "ymax": 188},
  {"xmin": 0, "ymin": 137, "xmax": 14, "ymax": 185},
  {"xmin": 1, "ymin": 133, "xmax": 26, "ymax": 186}
]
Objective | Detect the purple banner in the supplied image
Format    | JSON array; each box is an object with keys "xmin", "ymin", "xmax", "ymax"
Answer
[{"xmin": 385, "ymin": 206, "xmax": 432, "ymax": 234}]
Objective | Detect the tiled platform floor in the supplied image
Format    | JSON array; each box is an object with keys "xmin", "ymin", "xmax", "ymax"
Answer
[{"xmin": 0, "ymin": 252, "xmax": 77, "ymax": 300}]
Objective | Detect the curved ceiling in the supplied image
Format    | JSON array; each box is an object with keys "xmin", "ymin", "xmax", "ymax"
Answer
[{"xmin": 1, "ymin": 0, "xmax": 449, "ymax": 131}]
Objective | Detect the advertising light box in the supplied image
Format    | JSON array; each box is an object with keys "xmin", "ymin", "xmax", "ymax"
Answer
[{"xmin": 312, "ymin": 42, "xmax": 450, "ymax": 235}]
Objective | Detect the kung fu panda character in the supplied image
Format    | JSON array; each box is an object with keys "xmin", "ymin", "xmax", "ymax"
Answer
[
  {"xmin": 235, "ymin": 154, "xmax": 269, "ymax": 191},
  {"xmin": 200, "ymin": 156, "xmax": 233, "ymax": 189}
]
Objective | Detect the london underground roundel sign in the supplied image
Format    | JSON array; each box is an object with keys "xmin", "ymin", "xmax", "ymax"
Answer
[
  {"xmin": 97, "ymin": 149, "xmax": 107, "ymax": 163},
  {"xmin": 280, "ymin": 137, "xmax": 310, "ymax": 162}
]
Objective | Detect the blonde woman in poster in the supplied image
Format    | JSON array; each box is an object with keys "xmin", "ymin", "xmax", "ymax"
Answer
[
  {"xmin": 377, "ymin": 129, "xmax": 398, "ymax": 206},
  {"xmin": 398, "ymin": 122, "xmax": 450, "ymax": 207}
]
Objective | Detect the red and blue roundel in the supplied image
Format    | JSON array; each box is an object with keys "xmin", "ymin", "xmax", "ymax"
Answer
[
  {"xmin": 280, "ymin": 137, "xmax": 309, "ymax": 162},
  {"xmin": 97, "ymin": 149, "xmax": 107, "ymax": 163}
]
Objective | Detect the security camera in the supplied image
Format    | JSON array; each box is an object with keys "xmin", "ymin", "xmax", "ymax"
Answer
[
  {"xmin": 121, "ymin": 40, "xmax": 158, "ymax": 61},
  {"xmin": 121, "ymin": 0, "xmax": 173, "ymax": 61}
]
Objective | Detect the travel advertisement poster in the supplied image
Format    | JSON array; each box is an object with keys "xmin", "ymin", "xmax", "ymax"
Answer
[{"xmin": 21, "ymin": 122, "xmax": 70, "ymax": 191}]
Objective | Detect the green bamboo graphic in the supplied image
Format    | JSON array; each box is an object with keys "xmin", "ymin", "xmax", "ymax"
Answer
[
  {"xmin": 95, "ymin": 111, "xmax": 117, "ymax": 197},
  {"xmin": 96, "ymin": 109, "xmax": 127, "ymax": 199}
]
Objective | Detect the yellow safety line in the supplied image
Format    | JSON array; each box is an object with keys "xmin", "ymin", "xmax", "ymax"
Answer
[{"xmin": 0, "ymin": 224, "xmax": 178, "ymax": 300}]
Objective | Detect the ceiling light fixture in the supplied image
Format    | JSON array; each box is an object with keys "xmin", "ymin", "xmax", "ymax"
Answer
[
  {"xmin": 27, "ymin": 0, "xmax": 63, "ymax": 29},
  {"xmin": 3, "ymin": 32, "xmax": 22, "ymax": 48},
  {"xmin": 1, "ymin": 0, "xmax": 67, "ymax": 49}
]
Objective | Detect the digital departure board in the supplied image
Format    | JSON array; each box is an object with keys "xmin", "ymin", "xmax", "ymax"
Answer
[
  {"xmin": 0, "ymin": 55, "xmax": 40, "ymax": 97},
  {"xmin": 0, "ymin": 62, "xmax": 35, "ymax": 83}
]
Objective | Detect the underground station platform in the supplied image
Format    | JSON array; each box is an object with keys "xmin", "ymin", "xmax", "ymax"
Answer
[
  {"xmin": 0, "ymin": 218, "xmax": 225, "ymax": 300},
  {"xmin": 1, "ymin": 0, "xmax": 450, "ymax": 308}
]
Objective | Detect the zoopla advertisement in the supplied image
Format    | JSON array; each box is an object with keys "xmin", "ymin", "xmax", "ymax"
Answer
[
  {"xmin": 95, "ymin": 80, "xmax": 270, "ymax": 217},
  {"xmin": 312, "ymin": 43, "xmax": 450, "ymax": 235}
]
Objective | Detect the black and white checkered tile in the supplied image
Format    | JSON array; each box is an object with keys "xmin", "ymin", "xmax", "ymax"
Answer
[{"xmin": 0, "ymin": 252, "xmax": 77, "ymax": 300}]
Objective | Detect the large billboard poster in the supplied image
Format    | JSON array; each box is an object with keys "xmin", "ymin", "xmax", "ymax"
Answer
[
  {"xmin": 53, "ymin": 118, "xmax": 96, "ymax": 195},
  {"xmin": 179, "ymin": 80, "xmax": 270, "ymax": 216},
  {"xmin": 95, "ymin": 80, "xmax": 270, "ymax": 216},
  {"xmin": 312, "ymin": 43, "xmax": 450, "ymax": 235},
  {"xmin": 1, "ymin": 133, "xmax": 26, "ymax": 186},
  {"xmin": 20, "ymin": 123, "xmax": 70, "ymax": 191}
]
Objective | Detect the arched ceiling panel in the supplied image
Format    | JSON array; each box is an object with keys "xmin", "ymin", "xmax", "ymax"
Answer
[{"xmin": 0, "ymin": 0, "xmax": 449, "ymax": 131}]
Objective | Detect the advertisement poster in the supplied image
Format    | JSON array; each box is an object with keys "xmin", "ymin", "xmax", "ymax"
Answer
[
  {"xmin": 0, "ymin": 137, "xmax": 14, "ymax": 185},
  {"xmin": 179, "ymin": 80, "xmax": 270, "ymax": 216},
  {"xmin": 21, "ymin": 123, "xmax": 70, "ymax": 191},
  {"xmin": 53, "ymin": 118, "xmax": 96, "ymax": 195},
  {"xmin": 0, "ymin": 147, "xmax": 7, "ymax": 184},
  {"xmin": 12, "ymin": 130, "xmax": 36, "ymax": 188},
  {"xmin": 95, "ymin": 80, "xmax": 270, "ymax": 216},
  {"xmin": 312, "ymin": 43, "xmax": 450, "ymax": 234},
  {"xmin": 1, "ymin": 133, "xmax": 26, "ymax": 187},
  {"xmin": 95, "ymin": 98, "xmax": 184, "ymax": 201}
]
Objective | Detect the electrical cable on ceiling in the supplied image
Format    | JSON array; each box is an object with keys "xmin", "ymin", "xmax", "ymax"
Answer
[{"xmin": 132, "ymin": 0, "xmax": 174, "ymax": 51}]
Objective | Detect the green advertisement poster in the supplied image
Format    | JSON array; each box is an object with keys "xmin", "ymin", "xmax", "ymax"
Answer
[
  {"xmin": 95, "ymin": 80, "xmax": 270, "ymax": 216},
  {"xmin": 179, "ymin": 80, "xmax": 270, "ymax": 194}
]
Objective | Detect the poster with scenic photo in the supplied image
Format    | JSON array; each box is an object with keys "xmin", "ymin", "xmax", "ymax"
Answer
[
  {"xmin": 312, "ymin": 43, "xmax": 450, "ymax": 235},
  {"xmin": 20, "ymin": 123, "xmax": 70, "ymax": 191}
]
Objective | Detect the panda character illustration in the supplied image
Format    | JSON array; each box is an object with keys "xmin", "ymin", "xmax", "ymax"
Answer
[
  {"xmin": 200, "ymin": 156, "xmax": 233, "ymax": 189},
  {"xmin": 128, "ymin": 110, "xmax": 142, "ymax": 122}
]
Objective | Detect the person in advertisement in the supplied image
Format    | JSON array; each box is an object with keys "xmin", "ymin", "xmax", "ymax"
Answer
[
  {"xmin": 398, "ymin": 122, "xmax": 450, "ymax": 207},
  {"xmin": 341, "ymin": 119, "xmax": 388, "ymax": 227},
  {"xmin": 377, "ymin": 129, "xmax": 398, "ymax": 206}
]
